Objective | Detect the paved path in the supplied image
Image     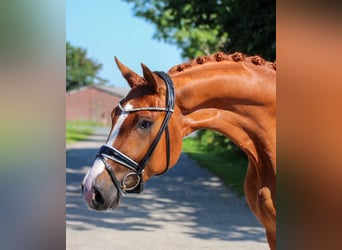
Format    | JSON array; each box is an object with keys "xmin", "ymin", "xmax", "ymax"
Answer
[{"xmin": 66, "ymin": 128, "xmax": 267, "ymax": 249}]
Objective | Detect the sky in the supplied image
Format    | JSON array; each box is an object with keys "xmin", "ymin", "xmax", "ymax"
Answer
[{"xmin": 66, "ymin": 0, "xmax": 183, "ymax": 88}]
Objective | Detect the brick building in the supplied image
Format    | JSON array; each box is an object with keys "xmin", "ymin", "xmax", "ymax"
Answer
[{"xmin": 66, "ymin": 85, "xmax": 129, "ymax": 126}]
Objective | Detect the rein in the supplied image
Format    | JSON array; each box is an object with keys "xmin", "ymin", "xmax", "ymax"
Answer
[{"xmin": 96, "ymin": 71, "xmax": 175, "ymax": 197}]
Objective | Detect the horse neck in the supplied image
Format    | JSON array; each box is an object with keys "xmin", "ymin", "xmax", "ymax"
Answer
[{"xmin": 170, "ymin": 61, "xmax": 276, "ymax": 169}]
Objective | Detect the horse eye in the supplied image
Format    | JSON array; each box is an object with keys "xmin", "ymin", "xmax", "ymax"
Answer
[{"xmin": 138, "ymin": 120, "xmax": 152, "ymax": 130}]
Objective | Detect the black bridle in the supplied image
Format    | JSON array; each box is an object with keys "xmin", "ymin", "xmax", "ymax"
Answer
[{"xmin": 96, "ymin": 71, "xmax": 175, "ymax": 197}]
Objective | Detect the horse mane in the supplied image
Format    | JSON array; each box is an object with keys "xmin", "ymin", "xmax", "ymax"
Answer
[{"xmin": 168, "ymin": 52, "xmax": 276, "ymax": 74}]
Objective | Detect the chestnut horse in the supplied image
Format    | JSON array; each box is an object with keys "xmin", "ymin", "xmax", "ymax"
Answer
[{"xmin": 82, "ymin": 52, "xmax": 276, "ymax": 249}]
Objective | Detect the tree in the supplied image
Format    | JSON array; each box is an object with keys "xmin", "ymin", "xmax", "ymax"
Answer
[
  {"xmin": 122, "ymin": 0, "xmax": 275, "ymax": 155},
  {"xmin": 66, "ymin": 42, "xmax": 108, "ymax": 91},
  {"xmin": 123, "ymin": 0, "xmax": 275, "ymax": 61}
]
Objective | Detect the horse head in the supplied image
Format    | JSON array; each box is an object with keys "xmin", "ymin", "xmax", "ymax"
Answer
[{"xmin": 81, "ymin": 58, "xmax": 183, "ymax": 210}]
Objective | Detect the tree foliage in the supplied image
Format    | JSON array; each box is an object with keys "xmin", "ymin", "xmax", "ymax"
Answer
[
  {"xmin": 66, "ymin": 42, "xmax": 107, "ymax": 91},
  {"xmin": 123, "ymin": 0, "xmax": 275, "ymax": 61},
  {"xmin": 197, "ymin": 130, "xmax": 245, "ymax": 157},
  {"xmin": 123, "ymin": 0, "xmax": 275, "ymax": 155}
]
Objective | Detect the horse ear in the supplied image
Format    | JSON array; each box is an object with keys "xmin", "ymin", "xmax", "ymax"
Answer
[
  {"xmin": 114, "ymin": 57, "xmax": 142, "ymax": 88},
  {"xmin": 141, "ymin": 63, "xmax": 164, "ymax": 94}
]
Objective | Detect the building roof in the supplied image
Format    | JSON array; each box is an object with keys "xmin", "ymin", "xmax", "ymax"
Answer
[{"xmin": 67, "ymin": 84, "xmax": 130, "ymax": 97}]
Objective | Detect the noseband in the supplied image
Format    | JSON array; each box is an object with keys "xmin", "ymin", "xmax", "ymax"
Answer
[{"xmin": 96, "ymin": 71, "xmax": 175, "ymax": 197}]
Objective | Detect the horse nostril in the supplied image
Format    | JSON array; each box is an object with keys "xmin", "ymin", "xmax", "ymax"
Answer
[
  {"xmin": 81, "ymin": 184, "xmax": 85, "ymax": 194},
  {"xmin": 94, "ymin": 187, "xmax": 105, "ymax": 205}
]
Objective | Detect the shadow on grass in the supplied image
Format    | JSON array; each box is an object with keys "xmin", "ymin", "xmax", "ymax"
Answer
[{"xmin": 183, "ymin": 138, "xmax": 248, "ymax": 196}]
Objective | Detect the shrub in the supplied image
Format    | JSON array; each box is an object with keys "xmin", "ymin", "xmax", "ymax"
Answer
[{"xmin": 196, "ymin": 129, "xmax": 245, "ymax": 157}]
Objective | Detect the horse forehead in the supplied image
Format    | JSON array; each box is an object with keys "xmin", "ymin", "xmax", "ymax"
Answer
[
  {"xmin": 126, "ymin": 95, "xmax": 161, "ymax": 107},
  {"xmin": 122, "ymin": 102, "xmax": 134, "ymax": 110}
]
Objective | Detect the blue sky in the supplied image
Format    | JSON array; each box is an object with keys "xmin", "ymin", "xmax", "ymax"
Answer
[{"xmin": 66, "ymin": 0, "xmax": 183, "ymax": 88}]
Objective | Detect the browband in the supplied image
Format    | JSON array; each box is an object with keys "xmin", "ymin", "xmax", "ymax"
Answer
[{"xmin": 96, "ymin": 71, "xmax": 175, "ymax": 196}]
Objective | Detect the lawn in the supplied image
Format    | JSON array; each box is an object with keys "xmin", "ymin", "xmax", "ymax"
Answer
[
  {"xmin": 182, "ymin": 137, "xmax": 248, "ymax": 196},
  {"xmin": 66, "ymin": 121, "xmax": 95, "ymax": 144}
]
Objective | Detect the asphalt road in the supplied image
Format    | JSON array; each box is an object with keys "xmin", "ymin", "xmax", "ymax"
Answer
[{"xmin": 66, "ymin": 127, "xmax": 267, "ymax": 249}]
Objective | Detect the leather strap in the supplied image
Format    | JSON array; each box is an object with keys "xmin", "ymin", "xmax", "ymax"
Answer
[{"xmin": 97, "ymin": 71, "xmax": 175, "ymax": 195}]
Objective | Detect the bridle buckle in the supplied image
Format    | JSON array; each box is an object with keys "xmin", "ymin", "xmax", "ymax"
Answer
[{"xmin": 97, "ymin": 71, "xmax": 174, "ymax": 197}]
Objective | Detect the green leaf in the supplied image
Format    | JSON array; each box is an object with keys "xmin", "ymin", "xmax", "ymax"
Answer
[{"xmin": 66, "ymin": 41, "xmax": 108, "ymax": 91}]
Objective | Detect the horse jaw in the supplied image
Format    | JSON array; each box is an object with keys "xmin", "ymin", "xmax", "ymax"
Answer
[{"xmin": 114, "ymin": 56, "xmax": 143, "ymax": 88}]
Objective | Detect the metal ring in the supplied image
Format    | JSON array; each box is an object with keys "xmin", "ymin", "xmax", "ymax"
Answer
[{"xmin": 121, "ymin": 172, "xmax": 141, "ymax": 191}]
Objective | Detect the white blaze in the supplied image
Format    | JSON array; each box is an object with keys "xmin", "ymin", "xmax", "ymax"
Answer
[
  {"xmin": 82, "ymin": 102, "xmax": 134, "ymax": 193},
  {"xmin": 82, "ymin": 103, "xmax": 133, "ymax": 195},
  {"xmin": 82, "ymin": 158, "xmax": 105, "ymax": 193},
  {"xmin": 107, "ymin": 103, "xmax": 133, "ymax": 145}
]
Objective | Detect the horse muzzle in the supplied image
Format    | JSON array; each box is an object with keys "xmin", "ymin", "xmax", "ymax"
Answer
[{"xmin": 81, "ymin": 158, "xmax": 120, "ymax": 210}]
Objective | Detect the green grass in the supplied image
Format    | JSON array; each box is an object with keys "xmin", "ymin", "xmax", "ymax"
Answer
[
  {"xmin": 66, "ymin": 121, "xmax": 95, "ymax": 144},
  {"xmin": 182, "ymin": 137, "xmax": 248, "ymax": 196},
  {"xmin": 66, "ymin": 120, "xmax": 105, "ymax": 127}
]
